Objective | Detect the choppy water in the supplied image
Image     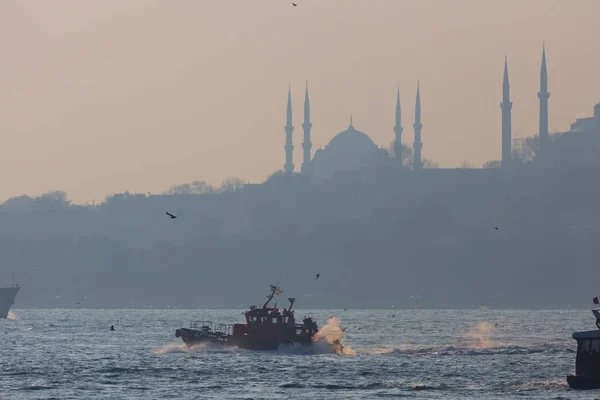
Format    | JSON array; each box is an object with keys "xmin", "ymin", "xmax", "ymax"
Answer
[{"xmin": 0, "ymin": 309, "xmax": 596, "ymax": 399}]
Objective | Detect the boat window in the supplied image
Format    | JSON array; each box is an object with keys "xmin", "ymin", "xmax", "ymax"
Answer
[
  {"xmin": 580, "ymin": 340, "xmax": 591, "ymax": 354},
  {"xmin": 592, "ymin": 340, "xmax": 600, "ymax": 355}
]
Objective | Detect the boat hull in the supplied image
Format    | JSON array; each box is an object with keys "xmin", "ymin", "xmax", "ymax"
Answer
[
  {"xmin": 176, "ymin": 328, "xmax": 309, "ymax": 351},
  {"xmin": 176, "ymin": 333, "xmax": 344, "ymax": 354},
  {"xmin": 567, "ymin": 375, "xmax": 600, "ymax": 390},
  {"xmin": 0, "ymin": 287, "xmax": 19, "ymax": 319},
  {"xmin": 181, "ymin": 336, "xmax": 281, "ymax": 351}
]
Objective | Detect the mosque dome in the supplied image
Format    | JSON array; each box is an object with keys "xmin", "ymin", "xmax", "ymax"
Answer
[
  {"xmin": 326, "ymin": 124, "xmax": 378, "ymax": 154},
  {"xmin": 311, "ymin": 119, "xmax": 388, "ymax": 180}
]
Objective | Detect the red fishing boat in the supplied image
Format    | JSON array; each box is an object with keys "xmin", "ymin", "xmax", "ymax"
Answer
[{"xmin": 175, "ymin": 284, "xmax": 342, "ymax": 352}]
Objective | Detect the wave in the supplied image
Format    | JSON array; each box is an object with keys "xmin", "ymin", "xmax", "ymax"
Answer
[
  {"xmin": 152, "ymin": 341, "xmax": 235, "ymax": 355},
  {"xmin": 511, "ymin": 379, "xmax": 569, "ymax": 389},
  {"xmin": 152, "ymin": 343, "xmax": 193, "ymax": 355},
  {"xmin": 360, "ymin": 343, "xmax": 571, "ymax": 356},
  {"xmin": 311, "ymin": 317, "xmax": 355, "ymax": 355},
  {"xmin": 20, "ymin": 385, "xmax": 56, "ymax": 391},
  {"xmin": 350, "ymin": 321, "xmax": 572, "ymax": 356},
  {"xmin": 278, "ymin": 379, "xmax": 566, "ymax": 393},
  {"xmin": 278, "ymin": 382, "xmax": 450, "ymax": 391}
]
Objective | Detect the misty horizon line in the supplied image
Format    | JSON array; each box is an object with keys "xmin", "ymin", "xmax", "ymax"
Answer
[
  {"xmin": 0, "ymin": 131, "xmax": 562, "ymax": 205},
  {"xmin": 8, "ymin": 306, "xmax": 591, "ymax": 311}
]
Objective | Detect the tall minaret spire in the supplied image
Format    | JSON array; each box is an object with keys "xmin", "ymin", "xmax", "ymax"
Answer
[
  {"xmin": 301, "ymin": 81, "xmax": 312, "ymax": 174},
  {"xmin": 284, "ymin": 84, "xmax": 294, "ymax": 174},
  {"xmin": 413, "ymin": 81, "xmax": 423, "ymax": 170},
  {"xmin": 538, "ymin": 43, "xmax": 550, "ymax": 152},
  {"xmin": 501, "ymin": 56, "xmax": 512, "ymax": 167},
  {"xmin": 393, "ymin": 85, "xmax": 404, "ymax": 165}
]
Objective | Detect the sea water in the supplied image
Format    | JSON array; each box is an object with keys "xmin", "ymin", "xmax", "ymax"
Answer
[{"xmin": 0, "ymin": 309, "xmax": 592, "ymax": 399}]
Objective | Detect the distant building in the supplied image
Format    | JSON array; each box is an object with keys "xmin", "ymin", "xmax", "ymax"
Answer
[
  {"xmin": 283, "ymin": 82, "xmax": 421, "ymax": 180},
  {"xmin": 413, "ymin": 83, "xmax": 423, "ymax": 170},
  {"xmin": 538, "ymin": 44, "xmax": 550, "ymax": 151},
  {"xmin": 278, "ymin": 45, "xmax": 600, "ymax": 178},
  {"xmin": 501, "ymin": 56, "xmax": 513, "ymax": 168},
  {"xmin": 311, "ymin": 117, "xmax": 389, "ymax": 180},
  {"xmin": 567, "ymin": 103, "xmax": 600, "ymax": 134},
  {"xmin": 543, "ymin": 103, "xmax": 600, "ymax": 168}
]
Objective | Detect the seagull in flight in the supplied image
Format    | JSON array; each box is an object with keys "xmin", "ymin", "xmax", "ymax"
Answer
[
  {"xmin": 292, "ymin": 2, "xmax": 297, "ymax": 6},
  {"xmin": 315, "ymin": 273, "xmax": 320, "ymax": 280},
  {"xmin": 166, "ymin": 212, "xmax": 178, "ymax": 219},
  {"xmin": 494, "ymin": 226, "xmax": 499, "ymax": 230}
]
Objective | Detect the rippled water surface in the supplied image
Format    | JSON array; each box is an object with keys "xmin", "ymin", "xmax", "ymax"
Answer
[{"xmin": 0, "ymin": 309, "xmax": 596, "ymax": 399}]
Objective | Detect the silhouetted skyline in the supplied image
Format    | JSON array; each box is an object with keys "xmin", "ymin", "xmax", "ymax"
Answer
[{"xmin": 1, "ymin": 1, "xmax": 600, "ymax": 202}]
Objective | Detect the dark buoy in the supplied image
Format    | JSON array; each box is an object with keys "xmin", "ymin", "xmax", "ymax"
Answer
[{"xmin": 110, "ymin": 325, "xmax": 115, "ymax": 331}]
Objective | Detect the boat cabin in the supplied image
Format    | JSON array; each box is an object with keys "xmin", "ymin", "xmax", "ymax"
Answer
[
  {"xmin": 230, "ymin": 293, "xmax": 318, "ymax": 339},
  {"xmin": 573, "ymin": 330, "xmax": 600, "ymax": 377},
  {"xmin": 245, "ymin": 308, "xmax": 292, "ymax": 324},
  {"xmin": 242, "ymin": 300, "xmax": 317, "ymax": 332}
]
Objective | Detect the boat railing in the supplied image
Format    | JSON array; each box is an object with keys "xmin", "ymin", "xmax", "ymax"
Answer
[
  {"xmin": 214, "ymin": 323, "xmax": 233, "ymax": 337},
  {"xmin": 190, "ymin": 320, "xmax": 213, "ymax": 331}
]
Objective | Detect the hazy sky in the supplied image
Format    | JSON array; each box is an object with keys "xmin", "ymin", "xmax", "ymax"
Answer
[{"xmin": 1, "ymin": 0, "xmax": 599, "ymax": 203}]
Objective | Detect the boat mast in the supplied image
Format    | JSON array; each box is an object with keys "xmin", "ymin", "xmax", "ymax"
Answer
[{"xmin": 263, "ymin": 285, "xmax": 278, "ymax": 309}]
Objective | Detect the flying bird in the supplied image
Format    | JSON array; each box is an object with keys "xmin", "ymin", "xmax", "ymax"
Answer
[
  {"xmin": 166, "ymin": 212, "xmax": 178, "ymax": 219},
  {"xmin": 292, "ymin": 2, "xmax": 297, "ymax": 6},
  {"xmin": 494, "ymin": 226, "xmax": 499, "ymax": 230},
  {"xmin": 315, "ymin": 273, "xmax": 320, "ymax": 280}
]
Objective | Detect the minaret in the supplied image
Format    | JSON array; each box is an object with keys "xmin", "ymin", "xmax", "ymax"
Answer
[
  {"xmin": 538, "ymin": 44, "xmax": 550, "ymax": 152},
  {"xmin": 501, "ymin": 56, "xmax": 512, "ymax": 167},
  {"xmin": 393, "ymin": 85, "xmax": 403, "ymax": 164},
  {"xmin": 284, "ymin": 85, "xmax": 294, "ymax": 174},
  {"xmin": 413, "ymin": 82, "xmax": 423, "ymax": 170},
  {"xmin": 301, "ymin": 81, "xmax": 312, "ymax": 174}
]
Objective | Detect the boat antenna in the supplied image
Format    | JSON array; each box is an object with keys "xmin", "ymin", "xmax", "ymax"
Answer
[
  {"xmin": 262, "ymin": 272, "xmax": 283, "ymax": 309},
  {"xmin": 275, "ymin": 272, "xmax": 282, "ymax": 289},
  {"xmin": 274, "ymin": 271, "xmax": 283, "ymax": 309},
  {"xmin": 264, "ymin": 285, "xmax": 278, "ymax": 309}
]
